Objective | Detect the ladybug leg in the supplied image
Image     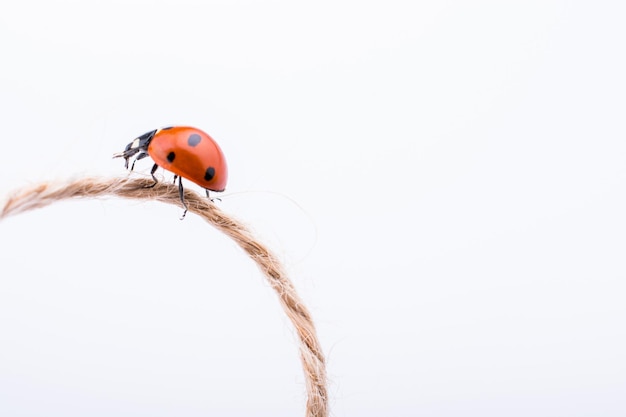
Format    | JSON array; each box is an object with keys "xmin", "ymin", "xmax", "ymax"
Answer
[
  {"xmin": 173, "ymin": 174, "xmax": 178, "ymax": 184},
  {"xmin": 205, "ymin": 189, "xmax": 222, "ymax": 203},
  {"xmin": 145, "ymin": 163, "xmax": 159, "ymax": 188},
  {"xmin": 130, "ymin": 152, "xmax": 150, "ymax": 171},
  {"xmin": 178, "ymin": 177, "xmax": 189, "ymax": 219}
]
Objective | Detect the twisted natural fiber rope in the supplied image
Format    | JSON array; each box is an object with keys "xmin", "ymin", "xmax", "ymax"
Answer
[{"xmin": 0, "ymin": 176, "xmax": 328, "ymax": 417}]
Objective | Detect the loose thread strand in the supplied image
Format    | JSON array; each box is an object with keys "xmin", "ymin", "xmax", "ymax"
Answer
[{"xmin": 0, "ymin": 176, "xmax": 328, "ymax": 417}]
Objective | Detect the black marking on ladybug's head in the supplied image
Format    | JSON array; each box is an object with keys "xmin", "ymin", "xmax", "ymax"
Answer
[
  {"xmin": 136, "ymin": 129, "xmax": 158, "ymax": 146},
  {"xmin": 188, "ymin": 133, "xmax": 201, "ymax": 147},
  {"xmin": 167, "ymin": 151, "xmax": 176, "ymax": 163},
  {"xmin": 112, "ymin": 129, "xmax": 157, "ymax": 168},
  {"xmin": 204, "ymin": 166, "xmax": 215, "ymax": 181}
]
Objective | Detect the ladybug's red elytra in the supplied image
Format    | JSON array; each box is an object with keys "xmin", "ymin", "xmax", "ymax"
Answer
[{"xmin": 114, "ymin": 126, "xmax": 228, "ymax": 218}]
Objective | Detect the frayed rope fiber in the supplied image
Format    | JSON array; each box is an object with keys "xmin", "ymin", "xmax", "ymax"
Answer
[{"xmin": 0, "ymin": 176, "xmax": 328, "ymax": 417}]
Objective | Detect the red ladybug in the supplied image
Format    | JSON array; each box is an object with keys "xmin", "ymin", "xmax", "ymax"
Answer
[{"xmin": 114, "ymin": 126, "xmax": 228, "ymax": 217}]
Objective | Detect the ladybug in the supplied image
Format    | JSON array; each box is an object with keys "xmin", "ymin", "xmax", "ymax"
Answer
[{"xmin": 114, "ymin": 126, "xmax": 228, "ymax": 218}]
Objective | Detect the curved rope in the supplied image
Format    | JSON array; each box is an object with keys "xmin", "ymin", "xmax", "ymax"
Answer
[{"xmin": 1, "ymin": 176, "xmax": 328, "ymax": 417}]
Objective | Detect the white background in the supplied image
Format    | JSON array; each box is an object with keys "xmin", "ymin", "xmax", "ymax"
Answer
[{"xmin": 1, "ymin": 1, "xmax": 625, "ymax": 416}]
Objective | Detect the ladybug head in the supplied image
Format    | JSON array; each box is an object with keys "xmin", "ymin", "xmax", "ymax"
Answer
[{"xmin": 113, "ymin": 129, "xmax": 157, "ymax": 169}]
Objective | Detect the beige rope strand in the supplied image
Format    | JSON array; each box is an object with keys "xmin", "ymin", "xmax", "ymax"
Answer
[{"xmin": 0, "ymin": 176, "xmax": 328, "ymax": 417}]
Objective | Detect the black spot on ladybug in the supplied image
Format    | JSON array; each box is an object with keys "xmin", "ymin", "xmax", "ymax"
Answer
[
  {"xmin": 167, "ymin": 152, "xmax": 176, "ymax": 163},
  {"xmin": 188, "ymin": 133, "xmax": 201, "ymax": 147},
  {"xmin": 204, "ymin": 167, "xmax": 216, "ymax": 181},
  {"xmin": 162, "ymin": 126, "xmax": 174, "ymax": 130}
]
